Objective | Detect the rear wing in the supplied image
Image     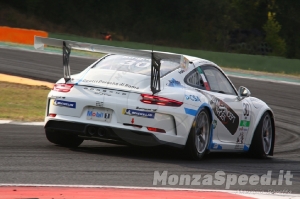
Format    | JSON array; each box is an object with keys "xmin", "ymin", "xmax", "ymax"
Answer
[{"xmin": 34, "ymin": 36, "xmax": 187, "ymax": 94}]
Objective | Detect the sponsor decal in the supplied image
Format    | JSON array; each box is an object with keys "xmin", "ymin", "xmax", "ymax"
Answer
[
  {"xmin": 236, "ymin": 132, "xmax": 244, "ymax": 144},
  {"xmin": 51, "ymin": 95, "xmax": 65, "ymax": 99},
  {"xmin": 82, "ymin": 80, "xmax": 139, "ymax": 89},
  {"xmin": 196, "ymin": 90, "xmax": 239, "ymax": 135},
  {"xmin": 211, "ymin": 143, "xmax": 222, "ymax": 150},
  {"xmin": 87, "ymin": 110, "xmax": 110, "ymax": 119},
  {"xmin": 96, "ymin": 101, "xmax": 103, "ymax": 107},
  {"xmin": 240, "ymin": 120, "xmax": 250, "ymax": 127},
  {"xmin": 94, "ymin": 92, "xmax": 111, "ymax": 96},
  {"xmin": 211, "ymin": 96, "xmax": 239, "ymax": 135},
  {"xmin": 53, "ymin": 100, "xmax": 76, "ymax": 109},
  {"xmin": 84, "ymin": 87, "xmax": 127, "ymax": 96},
  {"xmin": 136, "ymin": 107, "xmax": 157, "ymax": 111},
  {"xmin": 184, "ymin": 108, "xmax": 197, "ymax": 116},
  {"xmin": 185, "ymin": 95, "xmax": 201, "ymax": 102},
  {"xmin": 180, "ymin": 55, "xmax": 189, "ymax": 71},
  {"xmin": 243, "ymin": 102, "xmax": 250, "ymax": 117},
  {"xmin": 212, "ymin": 119, "xmax": 217, "ymax": 129},
  {"xmin": 234, "ymin": 144, "xmax": 244, "ymax": 150},
  {"xmin": 167, "ymin": 78, "xmax": 184, "ymax": 88},
  {"xmin": 237, "ymin": 102, "xmax": 251, "ymax": 139},
  {"xmin": 178, "ymin": 69, "xmax": 185, "ymax": 74},
  {"xmin": 122, "ymin": 108, "xmax": 155, "ymax": 119}
]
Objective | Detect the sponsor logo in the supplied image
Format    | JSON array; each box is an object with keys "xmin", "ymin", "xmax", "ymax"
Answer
[
  {"xmin": 96, "ymin": 101, "xmax": 103, "ymax": 107},
  {"xmin": 122, "ymin": 109, "xmax": 155, "ymax": 119},
  {"xmin": 136, "ymin": 107, "xmax": 157, "ymax": 111},
  {"xmin": 211, "ymin": 96, "xmax": 239, "ymax": 135},
  {"xmin": 185, "ymin": 95, "xmax": 201, "ymax": 102},
  {"xmin": 234, "ymin": 143, "xmax": 244, "ymax": 149},
  {"xmin": 87, "ymin": 110, "xmax": 110, "ymax": 119},
  {"xmin": 239, "ymin": 102, "xmax": 251, "ymax": 136},
  {"xmin": 82, "ymin": 80, "xmax": 139, "ymax": 89},
  {"xmin": 212, "ymin": 120, "xmax": 217, "ymax": 129},
  {"xmin": 236, "ymin": 132, "xmax": 244, "ymax": 144},
  {"xmin": 84, "ymin": 87, "xmax": 127, "ymax": 96},
  {"xmin": 178, "ymin": 69, "xmax": 185, "ymax": 74},
  {"xmin": 195, "ymin": 90, "xmax": 239, "ymax": 135},
  {"xmin": 240, "ymin": 120, "xmax": 250, "ymax": 127},
  {"xmin": 51, "ymin": 95, "xmax": 65, "ymax": 99},
  {"xmin": 53, "ymin": 100, "xmax": 76, "ymax": 109},
  {"xmin": 167, "ymin": 78, "xmax": 184, "ymax": 88}
]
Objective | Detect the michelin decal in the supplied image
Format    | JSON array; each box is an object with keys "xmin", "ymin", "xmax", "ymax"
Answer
[
  {"xmin": 123, "ymin": 109, "xmax": 155, "ymax": 119},
  {"xmin": 53, "ymin": 100, "xmax": 76, "ymax": 109}
]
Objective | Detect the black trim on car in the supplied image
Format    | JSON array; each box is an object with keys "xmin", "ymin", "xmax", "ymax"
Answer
[{"xmin": 45, "ymin": 120, "xmax": 184, "ymax": 148}]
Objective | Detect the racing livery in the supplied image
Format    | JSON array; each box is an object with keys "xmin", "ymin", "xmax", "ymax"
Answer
[{"xmin": 35, "ymin": 36, "xmax": 275, "ymax": 160}]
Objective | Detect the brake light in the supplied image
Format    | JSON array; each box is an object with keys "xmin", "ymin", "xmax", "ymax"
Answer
[
  {"xmin": 48, "ymin": 113, "xmax": 56, "ymax": 117},
  {"xmin": 53, "ymin": 84, "xmax": 74, "ymax": 92},
  {"xmin": 140, "ymin": 94, "xmax": 183, "ymax": 107},
  {"xmin": 147, "ymin": 127, "xmax": 166, "ymax": 133}
]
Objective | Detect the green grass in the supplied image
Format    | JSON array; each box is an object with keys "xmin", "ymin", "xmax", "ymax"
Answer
[
  {"xmin": 50, "ymin": 33, "xmax": 300, "ymax": 76},
  {"xmin": 0, "ymin": 81, "xmax": 49, "ymax": 121}
]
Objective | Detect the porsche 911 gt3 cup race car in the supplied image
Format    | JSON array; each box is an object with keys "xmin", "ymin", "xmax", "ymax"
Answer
[{"xmin": 34, "ymin": 36, "xmax": 275, "ymax": 160}]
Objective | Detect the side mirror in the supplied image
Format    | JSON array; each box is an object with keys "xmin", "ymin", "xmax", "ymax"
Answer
[{"xmin": 238, "ymin": 86, "xmax": 251, "ymax": 101}]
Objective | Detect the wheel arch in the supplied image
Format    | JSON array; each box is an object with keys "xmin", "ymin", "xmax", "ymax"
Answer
[
  {"xmin": 184, "ymin": 103, "xmax": 214, "ymax": 147},
  {"xmin": 249, "ymin": 109, "xmax": 275, "ymax": 156},
  {"xmin": 266, "ymin": 110, "xmax": 275, "ymax": 155}
]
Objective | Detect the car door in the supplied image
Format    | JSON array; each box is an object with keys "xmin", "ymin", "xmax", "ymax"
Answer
[{"xmin": 199, "ymin": 65, "xmax": 252, "ymax": 145}]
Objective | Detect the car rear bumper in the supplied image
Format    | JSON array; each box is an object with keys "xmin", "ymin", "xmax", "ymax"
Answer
[{"xmin": 45, "ymin": 120, "xmax": 185, "ymax": 148}]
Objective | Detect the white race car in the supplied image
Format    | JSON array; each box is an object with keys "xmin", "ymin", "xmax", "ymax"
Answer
[{"xmin": 35, "ymin": 36, "xmax": 275, "ymax": 160}]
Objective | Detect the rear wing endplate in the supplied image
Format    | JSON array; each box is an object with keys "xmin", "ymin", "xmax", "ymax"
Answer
[{"xmin": 34, "ymin": 36, "xmax": 186, "ymax": 94}]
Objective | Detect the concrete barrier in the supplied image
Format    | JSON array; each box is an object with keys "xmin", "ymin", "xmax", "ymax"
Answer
[{"xmin": 0, "ymin": 26, "xmax": 48, "ymax": 45}]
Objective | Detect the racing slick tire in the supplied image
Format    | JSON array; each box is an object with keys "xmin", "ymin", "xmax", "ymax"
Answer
[
  {"xmin": 185, "ymin": 109, "xmax": 211, "ymax": 160},
  {"xmin": 249, "ymin": 112, "xmax": 273, "ymax": 158},
  {"xmin": 45, "ymin": 130, "xmax": 83, "ymax": 148}
]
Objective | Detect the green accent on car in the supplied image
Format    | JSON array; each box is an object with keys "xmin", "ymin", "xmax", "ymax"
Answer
[{"xmin": 240, "ymin": 120, "xmax": 250, "ymax": 127}]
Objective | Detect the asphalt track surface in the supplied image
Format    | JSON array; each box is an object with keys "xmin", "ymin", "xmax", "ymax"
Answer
[{"xmin": 0, "ymin": 47, "xmax": 300, "ymax": 193}]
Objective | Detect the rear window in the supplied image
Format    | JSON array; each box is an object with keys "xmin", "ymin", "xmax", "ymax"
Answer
[{"xmin": 93, "ymin": 55, "xmax": 179, "ymax": 76}]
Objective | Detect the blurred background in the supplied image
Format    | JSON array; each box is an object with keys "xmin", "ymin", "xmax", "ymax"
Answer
[{"xmin": 0, "ymin": 0, "xmax": 299, "ymax": 59}]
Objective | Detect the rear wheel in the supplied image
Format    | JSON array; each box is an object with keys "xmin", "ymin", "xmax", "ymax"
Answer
[
  {"xmin": 185, "ymin": 109, "xmax": 211, "ymax": 160},
  {"xmin": 45, "ymin": 130, "xmax": 83, "ymax": 148},
  {"xmin": 249, "ymin": 112, "xmax": 273, "ymax": 158}
]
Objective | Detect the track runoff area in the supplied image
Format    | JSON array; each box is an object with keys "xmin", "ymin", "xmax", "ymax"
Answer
[{"xmin": 0, "ymin": 47, "xmax": 300, "ymax": 198}]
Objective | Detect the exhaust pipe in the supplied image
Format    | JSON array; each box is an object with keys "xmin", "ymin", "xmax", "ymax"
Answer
[
  {"xmin": 98, "ymin": 127, "xmax": 107, "ymax": 137},
  {"xmin": 87, "ymin": 126, "xmax": 97, "ymax": 136}
]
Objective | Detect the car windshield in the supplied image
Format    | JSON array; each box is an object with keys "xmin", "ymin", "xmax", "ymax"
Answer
[{"xmin": 92, "ymin": 55, "xmax": 179, "ymax": 76}]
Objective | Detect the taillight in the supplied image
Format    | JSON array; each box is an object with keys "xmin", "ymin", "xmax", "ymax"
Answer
[
  {"xmin": 147, "ymin": 127, "xmax": 166, "ymax": 133},
  {"xmin": 140, "ymin": 94, "xmax": 183, "ymax": 107},
  {"xmin": 53, "ymin": 84, "xmax": 74, "ymax": 92},
  {"xmin": 48, "ymin": 113, "xmax": 56, "ymax": 117}
]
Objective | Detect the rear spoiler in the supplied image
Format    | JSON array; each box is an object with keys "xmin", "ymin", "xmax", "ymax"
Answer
[{"xmin": 34, "ymin": 36, "xmax": 187, "ymax": 94}]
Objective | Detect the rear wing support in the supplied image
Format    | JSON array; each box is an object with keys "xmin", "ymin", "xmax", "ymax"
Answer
[
  {"xmin": 34, "ymin": 36, "xmax": 184, "ymax": 94},
  {"xmin": 151, "ymin": 52, "xmax": 161, "ymax": 94},
  {"xmin": 63, "ymin": 41, "xmax": 71, "ymax": 83}
]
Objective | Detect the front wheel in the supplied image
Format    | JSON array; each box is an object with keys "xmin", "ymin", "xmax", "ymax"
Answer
[
  {"xmin": 45, "ymin": 130, "xmax": 83, "ymax": 148},
  {"xmin": 249, "ymin": 112, "xmax": 273, "ymax": 158},
  {"xmin": 185, "ymin": 109, "xmax": 211, "ymax": 160}
]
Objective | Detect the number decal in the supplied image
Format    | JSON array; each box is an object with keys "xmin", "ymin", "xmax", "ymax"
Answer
[{"xmin": 243, "ymin": 102, "xmax": 250, "ymax": 117}]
